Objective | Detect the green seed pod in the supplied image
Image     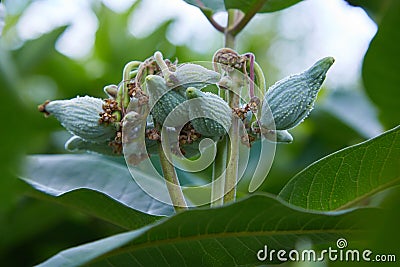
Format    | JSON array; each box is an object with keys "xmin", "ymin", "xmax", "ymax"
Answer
[
  {"xmin": 186, "ymin": 87, "xmax": 232, "ymax": 137},
  {"xmin": 145, "ymin": 75, "xmax": 188, "ymax": 127},
  {"xmin": 261, "ymin": 57, "xmax": 334, "ymax": 130},
  {"xmin": 44, "ymin": 96, "xmax": 117, "ymax": 142},
  {"xmin": 168, "ymin": 63, "xmax": 221, "ymax": 94},
  {"xmin": 65, "ymin": 136, "xmax": 119, "ymax": 156}
]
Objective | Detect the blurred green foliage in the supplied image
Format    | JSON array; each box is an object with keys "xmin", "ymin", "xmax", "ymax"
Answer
[{"xmin": 0, "ymin": 0, "xmax": 398, "ymax": 266}]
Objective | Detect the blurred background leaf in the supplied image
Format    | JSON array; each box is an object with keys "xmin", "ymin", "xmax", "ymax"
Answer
[
  {"xmin": 184, "ymin": 0, "xmax": 303, "ymax": 14},
  {"xmin": 182, "ymin": 0, "xmax": 226, "ymax": 13},
  {"xmin": 362, "ymin": 1, "xmax": 400, "ymax": 129},
  {"xmin": 225, "ymin": 0, "xmax": 303, "ymax": 13},
  {"xmin": 344, "ymin": 0, "xmax": 392, "ymax": 22}
]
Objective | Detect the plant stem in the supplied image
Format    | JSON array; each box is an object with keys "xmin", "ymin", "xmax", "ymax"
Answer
[
  {"xmin": 224, "ymin": 9, "xmax": 238, "ymax": 48},
  {"xmin": 212, "ymin": 3, "xmax": 262, "ymax": 205},
  {"xmin": 229, "ymin": 0, "xmax": 266, "ymax": 36},
  {"xmin": 223, "ymin": 10, "xmax": 241, "ymax": 203},
  {"xmin": 121, "ymin": 61, "xmax": 141, "ymax": 110},
  {"xmin": 211, "ymin": 136, "xmax": 228, "ymax": 207},
  {"xmin": 157, "ymin": 140, "xmax": 188, "ymax": 212},
  {"xmin": 201, "ymin": 9, "xmax": 224, "ymax": 33},
  {"xmin": 224, "ymin": 74, "xmax": 241, "ymax": 203}
]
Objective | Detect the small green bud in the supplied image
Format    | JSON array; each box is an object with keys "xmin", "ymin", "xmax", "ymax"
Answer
[
  {"xmin": 186, "ymin": 87, "xmax": 232, "ymax": 137},
  {"xmin": 261, "ymin": 57, "xmax": 334, "ymax": 130},
  {"xmin": 42, "ymin": 96, "xmax": 117, "ymax": 142}
]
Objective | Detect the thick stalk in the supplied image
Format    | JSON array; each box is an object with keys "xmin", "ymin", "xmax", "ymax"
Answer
[
  {"xmin": 224, "ymin": 9, "xmax": 237, "ymax": 48},
  {"xmin": 229, "ymin": 0, "xmax": 266, "ymax": 36},
  {"xmin": 223, "ymin": 10, "xmax": 241, "ymax": 203},
  {"xmin": 211, "ymin": 9, "xmax": 237, "ymax": 206},
  {"xmin": 158, "ymin": 141, "xmax": 188, "ymax": 212},
  {"xmin": 211, "ymin": 136, "xmax": 228, "ymax": 206},
  {"xmin": 121, "ymin": 61, "xmax": 141, "ymax": 109},
  {"xmin": 224, "ymin": 75, "xmax": 241, "ymax": 203}
]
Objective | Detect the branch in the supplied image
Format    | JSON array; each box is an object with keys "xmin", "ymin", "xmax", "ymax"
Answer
[
  {"xmin": 158, "ymin": 140, "xmax": 188, "ymax": 212},
  {"xmin": 201, "ymin": 9, "xmax": 225, "ymax": 33},
  {"xmin": 229, "ymin": 0, "xmax": 267, "ymax": 36},
  {"xmin": 211, "ymin": 136, "xmax": 228, "ymax": 206}
]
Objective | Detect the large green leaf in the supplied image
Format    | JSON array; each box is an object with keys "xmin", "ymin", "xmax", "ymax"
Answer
[
  {"xmin": 37, "ymin": 194, "xmax": 376, "ymax": 266},
  {"xmin": 26, "ymin": 187, "xmax": 161, "ymax": 230},
  {"xmin": 14, "ymin": 26, "xmax": 67, "ymax": 74},
  {"xmin": 182, "ymin": 0, "xmax": 225, "ymax": 13},
  {"xmin": 21, "ymin": 155, "xmax": 174, "ymax": 216},
  {"xmin": 225, "ymin": 0, "xmax": 302, "ymax": 13},
  {"xmin": 279, "ymin": 126, "xmax": 400, "ymax": 211},
  {"xmin": 182, "ymin": 0, "xmax": 302, "ymax": 14},
  {"xmin": 362, "ymin": 1, "xmax": 400, "ymax": 129},
  {"xmin": 344, "ymin": 0, "xmax": 391, "ymax": 22}
]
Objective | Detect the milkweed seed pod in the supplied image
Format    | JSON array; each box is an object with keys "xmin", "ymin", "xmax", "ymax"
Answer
[
  {"xmin": 42, "ymin": 96, "xmax": 118, "ymax": 142},
  {"xmin": 185, "ymin": 87, "xmax": 232, "ymax": 137},
  {"xmin": 167, "ymin": 63, "xmax": 221, "ymax": 95},
  {"xmin": 261, "ymin": 57, "xmax": 335, "ymax": 131},
  {"xmin": 145, "ymin": 75, "xmax": 188, "ymax": 127},
  {"xmin": 65, "ymin": 135, "xmax": 119, "ymax": 156}
]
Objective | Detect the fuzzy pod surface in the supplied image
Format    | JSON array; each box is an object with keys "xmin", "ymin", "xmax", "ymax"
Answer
[
  {"xmin": 168, "ymin": 63, "xmax": 221, "ymax": 94},
  {"xmin": 261, "ymin": 57, "xmax": 334, "ymax": 130},
  {"xmin": 146, "ymin": 75, "xmax": 188, "ymax": 127},
  {"xmin": 186, "ymin": 87, "xmax": 232, "ymax": 137},
  {"xmin": 45, "ymin": 96, "xmax": 117, "ymax": 142}
]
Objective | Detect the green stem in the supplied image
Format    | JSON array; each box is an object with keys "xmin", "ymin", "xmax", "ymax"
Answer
[
  {"xmin": 223, "ymin": 10, "xmax": 242, "ymax": 204},
  {"xmin": 157, "ymin": 141, "xmax": 188, "ymax": 212},
  {"xmin": 120, "ymin": 61, "xmax": 141, "ymax": 109},
  {"xmin": 229, "ymin": 0, "xmax": 266, "ymax": 36},
  {"xmin": 201, "ymin": 9, "xmax": 225, "ymax": 33},
  {"xmin": 224, "ymin": 75, "xmax": 241, "ymax": 203},
  {"xmin": 212, "ymin": 3, "xmax": 262, "ymax": 204},
  {"xmin": 224, "ymin": 9, "xmax": 238, "ymax": 48},
  {"xmin": 211, "ymin": 136, "xmax": 228, "ymax": 207},
  {"xmin": 253, "ymin": 60, "xmax": 267, "ymax": 93}
]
